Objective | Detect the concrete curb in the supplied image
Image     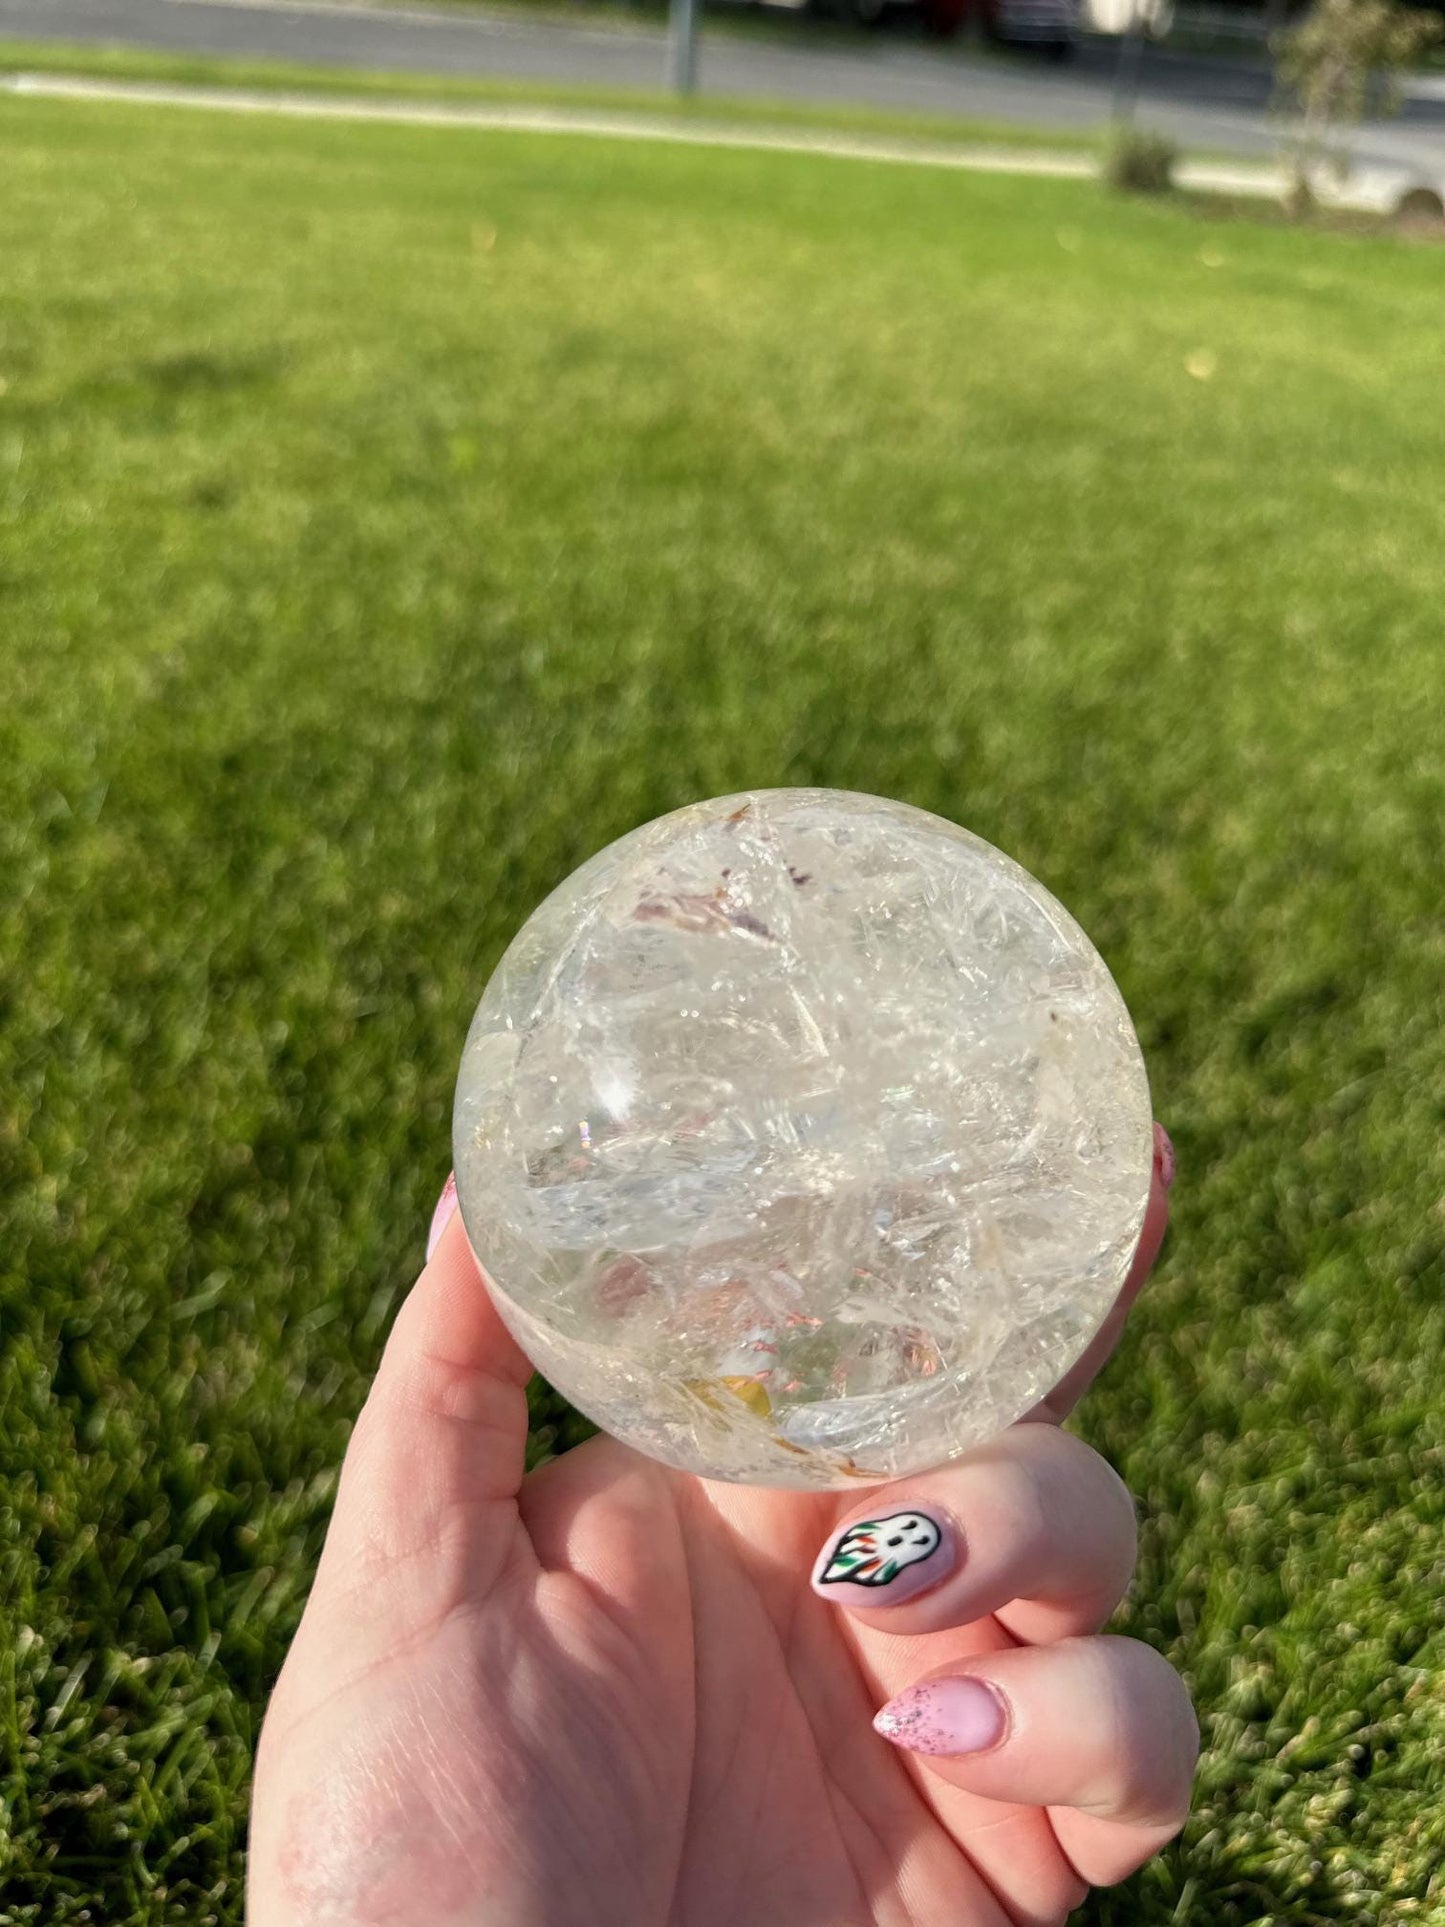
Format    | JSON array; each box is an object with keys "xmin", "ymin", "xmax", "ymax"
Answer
[{"xmin": 2, "ymin": 71, "xmax": 1435, "ymax": 213}]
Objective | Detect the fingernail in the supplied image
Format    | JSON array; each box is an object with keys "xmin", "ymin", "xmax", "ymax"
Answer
[
  {"xmin": 874, "ymin": 1676, "xmax": 1008, "ymax": 1757},
  {"xmin": 811, "ymin": 1507, "xmax": 957, "ymax": 1606},
  {"xmin": 1153, "ymin": 1122, "xmax": 1176, "ymax": 1192},
  {"xmin": 426, "ymin": 1171, "xmax": 459, "ymax": 1261}
]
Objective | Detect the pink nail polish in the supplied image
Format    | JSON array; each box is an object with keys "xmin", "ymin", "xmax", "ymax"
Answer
[
  {"xmin": 811, "ymin": 1508, "xmax": 957, "ymax": 1606},
  {"xmin": 1153, "ymin": 1123, "xmax": 1176, "ymax": 1192},
  {"xmin": 874, "ymin": 1677, "xmax": 1008, "ymax": 1757},
  {"xmin": 427, "ymin": 1172, "xmax": 459, "ymax": 1261}
]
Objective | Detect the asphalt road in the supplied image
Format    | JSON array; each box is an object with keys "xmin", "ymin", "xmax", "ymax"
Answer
[{"xmin": 4, "ymin": 0, "xmax": 1444, "ymax": 175}]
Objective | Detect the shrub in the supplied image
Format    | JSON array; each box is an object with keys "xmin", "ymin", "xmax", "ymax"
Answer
[
  {"xmin": 1104, "ymin": 124, "xmax": 1179, "ymax": 194},
  {"xmin": 1394, "ymin": 183, "xmax": 1445, "ymax": 223}
]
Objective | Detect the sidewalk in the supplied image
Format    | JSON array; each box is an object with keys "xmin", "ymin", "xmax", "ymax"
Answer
[{"xmin": 2, "ymin": 69, "xmax": 1434, "ymax": 212}]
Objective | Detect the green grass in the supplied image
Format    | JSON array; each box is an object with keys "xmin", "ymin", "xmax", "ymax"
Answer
[
  {"xmin": 0, "ymin": 34, "xmax": 1103, "ymax": 152},
  {"xmin": 2, "ymin": 89, "xmax": 1444, "ymax": 1927}
]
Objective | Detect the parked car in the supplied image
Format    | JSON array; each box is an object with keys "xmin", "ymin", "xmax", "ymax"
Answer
[
  {"xmin": 957, "ymin": 0, "xmax": 1081, "ymax": 51},
  {"xmin": 823, "ymin": 0, "xmax": 1081, "ymax": 54}
]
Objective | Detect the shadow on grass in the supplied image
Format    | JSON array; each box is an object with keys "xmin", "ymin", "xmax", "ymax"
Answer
[
  {"xmin": 138, "ymin": 349, "xmax": 286, "ymax": 395},
  {"xmin": 61, "ymin": 347, "xmax": 290, "ymax": 418}
]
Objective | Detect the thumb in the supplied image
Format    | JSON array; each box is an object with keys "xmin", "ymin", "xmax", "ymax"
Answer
[{"xmin": 313, "ymin": 1174, "xmax": 535, "ymax": 1611}]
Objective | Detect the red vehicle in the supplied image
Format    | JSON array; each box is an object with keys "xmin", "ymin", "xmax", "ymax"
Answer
[
  {"xmin": 832, "ymin": 0, "xmax": 1079, "ymax": 51},
  {"xmin": 921, "ymin": 0, "xmax": 1079, "ymax": 47}
]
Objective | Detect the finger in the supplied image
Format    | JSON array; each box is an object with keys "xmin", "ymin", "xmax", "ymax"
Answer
[
  {"xmin": 316, "ymin": 1175, "xmax": 534, "ymax": 1607},
  {"xmin": 1022, "ymin": 1121, "xmax": 1175, "ymax": 1426},
  {"xmin": 810, "ymin": 1419, "xmax": 1136, "ymax": 1642},
  {"xmin": 874, "ymin": 1635, "xmax": 1198, "ymax": 1878}
]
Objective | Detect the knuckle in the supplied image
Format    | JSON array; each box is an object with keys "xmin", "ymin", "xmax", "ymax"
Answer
[
  {"xmin": 1103, "ymin": 1638, "xmax": 1200, "ymax": 1822},
  {"xmin": 1096, "ymin": 1457, "xmax": 1140, "ymax": 1575},
  {"xmin": 977, "ymin": 1451, "xmax": 1055, "ymax": 1557},
  {"xmin": 1033, "ymin": 1425, "xmax": 1141, "ymax": 1574}
]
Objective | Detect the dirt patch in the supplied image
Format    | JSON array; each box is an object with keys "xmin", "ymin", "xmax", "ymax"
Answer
[{"xmin": 1180, "ymin": 189, "xmax": 1445, "ymax": 245}]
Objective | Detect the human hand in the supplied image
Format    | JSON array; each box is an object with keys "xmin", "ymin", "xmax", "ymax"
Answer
[{"xmin": 249, "ymin": 1125, "xmax": 1194, "ymax": 1927}]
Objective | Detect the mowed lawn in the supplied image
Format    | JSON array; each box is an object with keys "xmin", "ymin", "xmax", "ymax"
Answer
[{"xmin": 2, "ymin": 91, "xmax": 1443, "ymax": 1926}]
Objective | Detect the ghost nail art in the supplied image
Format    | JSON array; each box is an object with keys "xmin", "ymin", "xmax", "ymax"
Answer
[{"xmin": 812, "ymin": 1509, "xmax": 955, "ymax": 1604}]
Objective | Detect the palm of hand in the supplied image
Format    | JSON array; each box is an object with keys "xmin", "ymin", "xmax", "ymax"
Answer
[{"xmin": 251, "ymin": 1172, "xmax": 1193, "ymax": 1927}]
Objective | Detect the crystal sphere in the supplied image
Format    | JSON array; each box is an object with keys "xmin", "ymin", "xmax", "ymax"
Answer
[{"xmin": 452, "ymin": 789, "xmax": 1152, "ymax": 1489}]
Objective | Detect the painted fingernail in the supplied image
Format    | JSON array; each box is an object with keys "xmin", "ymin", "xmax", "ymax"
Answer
[
  {"xmin": 811, "ymin": 1507, "xmax": 957, "ymax": 1606},
  {"xmin": 1153, "ymin": 1122, "xmax": 1176, "ymax": 1192},
  {"xmin": 426, "ymin": 1171, "xmax": 459, "ymax": 1261},
  {"xmin": 874, "ymin": 1676, "xmax": 1008, "ymax": 1757}
]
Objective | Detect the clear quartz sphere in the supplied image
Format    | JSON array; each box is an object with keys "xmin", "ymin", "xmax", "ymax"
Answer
[{"xmin": 453, "ymin": 789, "xmax": 1152, "ymax": 1490}]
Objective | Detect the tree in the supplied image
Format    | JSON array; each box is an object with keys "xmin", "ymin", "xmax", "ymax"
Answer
[{"xmin": 1273, "ymin": 0, "xmax": 1442, "ymax": 203}]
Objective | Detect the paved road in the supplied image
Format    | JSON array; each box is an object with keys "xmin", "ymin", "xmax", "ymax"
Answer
[{"xmin": 4, "ymin": 0, "xmax": 1443, "ymax": 177}]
